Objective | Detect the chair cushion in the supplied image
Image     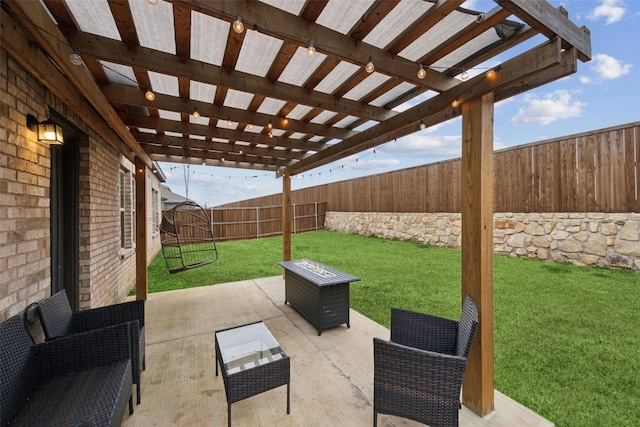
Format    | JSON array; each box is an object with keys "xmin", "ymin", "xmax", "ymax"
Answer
[
  {"xmin": 37, "ymin": 290, "xmax": 74, "ymax": 339},
  {"xmin": 9, "ymin": 360, "xmax": 131, "ymax": 427}
]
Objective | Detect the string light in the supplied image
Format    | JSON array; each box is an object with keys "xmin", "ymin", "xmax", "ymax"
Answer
[
  {"xmin": 451, "ymin": 99, "xmax": 460, "ymax": 108},
  {"xmin": 267, "ymin": 120, "xmax": 273, "ymax": 130},
  {"xmin": 486, "ymin": 67, "xmax": 499, "ymax": 79},
  {"xmin": 192, "ymin": 108, "xmax": 200, "ymax": 118},
  {"xmin": 365, "ymin": 54, "xmax": 375, "ymax": 73},
  {"xmin": 147, "ymin": 0, "xmax": 158, "ymax": 4},
  {"xmin": 460, "ymin": 67, "xmax": 469, "ymax": 81},
  {"xmin": 227, "ymin": 118, "xmax": 233, "ymax": 126},
  {"xmin": 248, "ymin": 123, "xmax": 253, "ymax": 129},
  {"xmin": 268, "ymin": 131, "xmax": 273, "ymax": 138},
  {"xmin": 239, "ymin": 149, "xmax": 244, "ymax": 155},
  {"xmin": 282, "ymin": 118, "xmax": 288, "ymax": 126},
  {"xmin": 232, "ymin": 16, "xmax": 244, "ymax": 34},
  {"xmin": 69, "ymin": 47, "xmax": 82, "ymax": 66},
  {"xmin": 417, "ymin": 63, "xmax": 426, "ymax": 79},
  {"xmin": 201, "ymin": 160, "xmax": 205, "ymax": 165},
  {"xmin": 145, "ymin": 89, "xmax": 155, "ymax": 101},
  {"xmin": 307, "ymin": 39, "xmax": 316, "ymax": 57},
  {"xmin": 419, "ymin": 122, "xmax": 427, "ymax": 130}
]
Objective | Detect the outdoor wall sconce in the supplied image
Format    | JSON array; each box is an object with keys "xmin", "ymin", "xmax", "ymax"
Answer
[{"xmin": 26, "ymin": 114, "xmax": 64, "ymax": 145}]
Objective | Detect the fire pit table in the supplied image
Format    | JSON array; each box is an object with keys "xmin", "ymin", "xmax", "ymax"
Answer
[{"xmin": 279, "ymin": 259, "xmax": 360, "ymax": 335}]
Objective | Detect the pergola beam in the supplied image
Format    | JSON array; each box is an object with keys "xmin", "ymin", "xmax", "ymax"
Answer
[
  {"xmin": 101, "ymin": 84, "xmax": 356, "ymax": 140},
  {"xmin": 496, "ymin": 0, "xmax": 591, "ymax": 61},
  {"xmin": 148, "ymin": 153, "xmax": 280, "ymax": 172},
  {"xmin": 142, "ymin": 145, "xmax": 290, "ymax": 168},
  {"xmin": 67, "ymin": 31, "xmax": 396, "ymax": 123},
  {"xmin": 121, "ymin": 113, "xmax": 324, "ymax": 152},
  {"xmin": 133, "ymin": 132, "xmax": 304, "ymax": 161}
]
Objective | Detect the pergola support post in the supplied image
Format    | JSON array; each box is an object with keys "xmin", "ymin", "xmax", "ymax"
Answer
[
  {"xmin": 282, "ymin": 173, "xmax": 292, "ymax": 263},
  {"xmin": 461, "ymin": 93, "xmax": 495, "ymax": 416},
  {"xmin": 135, "ymin": 157, "xmax": 148, "ymax": 300}
]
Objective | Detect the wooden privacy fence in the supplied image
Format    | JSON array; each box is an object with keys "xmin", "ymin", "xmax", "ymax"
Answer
[
  {"xmin": 218, "ymin": 122, "xmax": 640, "ymax": 214},
  {"xmin": 169, "ymin": 202, "xmax": 328, "ymax": 242}
]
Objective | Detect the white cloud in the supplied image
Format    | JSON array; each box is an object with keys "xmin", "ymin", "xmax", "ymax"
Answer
[
  {"xmin": 510, "ymin": 90, "xmax": 586, "ymax": 125},
  {"xmin": 380, "ymin": 132, "xmax": 462, "ymax": 159},
  {"xmin": 588, "ymin": 0, "xmax": 626, "ymax": 24},
  {"xmin": 590, "ymin": 53, "xmax": 632, "ymax": 79}
]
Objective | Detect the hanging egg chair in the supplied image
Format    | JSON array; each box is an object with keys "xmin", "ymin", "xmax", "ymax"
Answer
[{"xmin": 159, "ymin": 201, "xmax": 218, "ymax": 274}]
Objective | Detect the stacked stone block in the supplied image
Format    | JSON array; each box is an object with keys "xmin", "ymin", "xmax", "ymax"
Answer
[{"xmin": 326, "ymin": 212, "xmax": 640, "ymax": 273}]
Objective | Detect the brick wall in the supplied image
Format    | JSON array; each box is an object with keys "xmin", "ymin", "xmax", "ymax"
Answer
[
  {"xmin": 0, "ymin": 48, "xmax": 51, "ymax": 320},
  {"xmin": 0, "ymin": 46, "xmax": 162, "ymax": 320}
]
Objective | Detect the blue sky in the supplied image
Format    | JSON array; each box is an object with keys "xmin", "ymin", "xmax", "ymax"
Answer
[{"xmin": 159, "ymin": 0, "xmax": 639, "ymax": 207}]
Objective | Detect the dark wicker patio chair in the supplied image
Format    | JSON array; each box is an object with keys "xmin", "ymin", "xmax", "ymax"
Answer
[
  {"xmin": 373, "ymin": 295, "xmax": 478, "ymax": 427},
  {"xmin": 0, "ymin": 315, "xmax": 134, "ymax": 426},
  {"xmin": 37, "ymin": 289, "xmax": 145, "ymax": 404}
]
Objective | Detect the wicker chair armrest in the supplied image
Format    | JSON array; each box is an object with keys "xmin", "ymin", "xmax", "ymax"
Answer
[
  {"xmin": 373, "ymin": 337, "xmax": 467, "ymax": 400},
  {"xmin": 390, "ymin": 308, "xmax": 458, "ymax": 354},
  {"xmin": 72, "ymin": 299, "xmax": 145, "ymax": 332},
  {"xmin": 33, "ymin": 321, "xmax": 133, "ymax": 381}
]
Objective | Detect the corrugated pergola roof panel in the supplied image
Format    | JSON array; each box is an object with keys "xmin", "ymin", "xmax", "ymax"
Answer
[
  {"xmin": 190, "ymin": 12, "xmax": 228, "ymax": 66},
  {"xmin": 316, "ymin": 0, "xmax": 377, "ymax": 35},
  {"xmin": 130, "ymin": 0, "xmax": 176, "ymax": 54},
  {"xmin": 399, "ymin": 10, "xmax": 478, "ymax": 63},
  {"xmin": 65, "ymin": 0, "xmax": 121, "ymax": 40},
  {"xmin": 362, "ymin": 0, "xmax": 435, "ymax": 49},
  {"xmin": 234, "ymin": 30, "xmax": 283, "ymax": 77}
]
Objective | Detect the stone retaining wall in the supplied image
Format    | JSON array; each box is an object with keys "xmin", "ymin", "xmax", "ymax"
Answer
[{"xmin": 325, "ymin": 212, "xmax": 640, "ymax": 273}]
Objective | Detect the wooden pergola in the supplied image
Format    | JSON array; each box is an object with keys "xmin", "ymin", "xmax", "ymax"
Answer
[{"xmin": 2, "ymin": 0, "xmax": 590, "ymax": 417}]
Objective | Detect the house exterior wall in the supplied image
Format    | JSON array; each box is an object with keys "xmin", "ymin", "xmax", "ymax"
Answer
[{"xmin": 0, "ymin": 47, "xmax": 162, "ymax": 321}]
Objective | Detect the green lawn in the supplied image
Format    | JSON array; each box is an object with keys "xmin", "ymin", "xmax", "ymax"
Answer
[{"xmin": 145, "ymin": 230, "xmax": 640, "ymax": 427}]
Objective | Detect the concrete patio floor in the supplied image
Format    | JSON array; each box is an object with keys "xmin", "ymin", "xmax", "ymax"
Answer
[{"xmin": 122, "ymin": 276, "xmax": 553, "ymax": 427}]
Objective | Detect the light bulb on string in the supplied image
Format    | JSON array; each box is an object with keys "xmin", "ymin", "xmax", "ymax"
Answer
[
  {"xmin": 267, "ymin": 120, "xmax": 273, "ymax": 130},
  {"xmin": 307, "ymin": 40, "xmax": 316, "ymax": 57},
  {"xmin": 486, "ymin": 68, "xmax": 497, "ymax": 79},
  {"xmin": 460, "ymin": 67, "xmax": 469, "ymax": 81},
  {"xmin": 452, "ymin": 99, "xmax": 460, "ymax": 108},
  {"xmin": 365, "ymin": 54, "xmax": 374, "ymax": 73},
  {"xmin": 420, "ymin": 122, "xmax": 427, "ymax": 130},
  {"xmin": 145, "ymin": 90, "xmax": 155, "ymax": 101},
  {"xmin": 69, "ymin": 48, "xmax": 83, "ymax": 66},
  {"xmin": 192, "ymin": 108, "xmax": 200, "ymax": 119},
  {"xmin": 147, "ymin": 0, "xmax": 158, "ymax": 4},
  {"xmin": 232, "ymin": 16, "xmax": 244, "ymax": 34},
  {"xmin": 268, "ymin": 131, "xmax": 273, "ymax": 138},
  {"xmin": 248, "ymin": 123, "xmax": 253, "ymax": 129},
  {"xmin": 417, "ymin": 63, "xmax": 426, "ymax": 79},
  {"xmin": 227, "ymin": 118, "xmax": 233, "ymax": 127}
]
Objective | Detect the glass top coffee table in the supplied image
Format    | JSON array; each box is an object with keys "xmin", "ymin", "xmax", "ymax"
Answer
[{"xmin": 215, "ymin": 321, "xmax": 290, "ymax": 427}]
